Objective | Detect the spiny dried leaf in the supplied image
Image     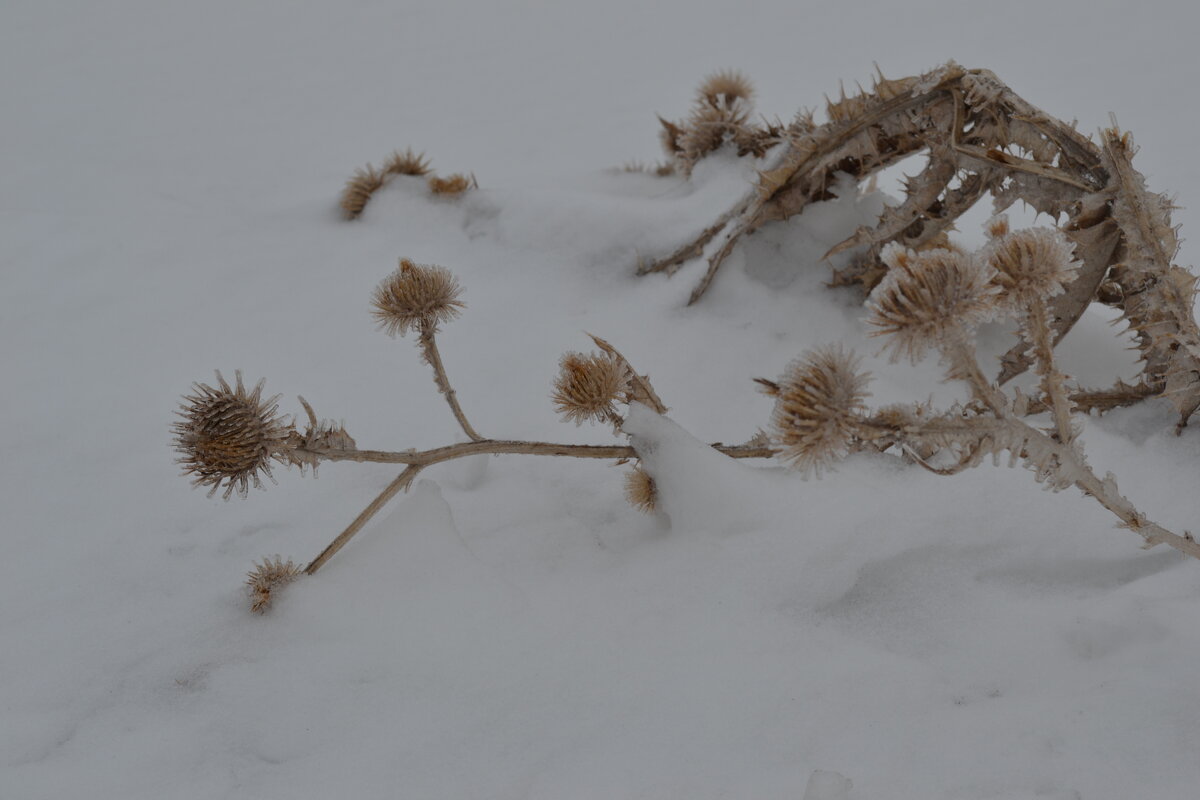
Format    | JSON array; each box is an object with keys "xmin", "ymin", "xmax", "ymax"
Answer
[{"xmin": 587, "ymin": 333, "xmax": 667, "ymax": 414}]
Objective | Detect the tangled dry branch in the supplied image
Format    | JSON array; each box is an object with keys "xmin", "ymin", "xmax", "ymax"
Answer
[{"xmin": 643, "ymin": 62, "xmax": 1200, "ymax": 429}]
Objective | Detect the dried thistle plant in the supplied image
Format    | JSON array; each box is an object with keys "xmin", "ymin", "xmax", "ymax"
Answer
[
  {"xmin": 340, "ymin": 149, "xmax": 433, "ymax": 219},
  {"xmin": 182, "ymin": 64, "xmax": 1200, "ymax": 613},
  {"xmin": 174, "ymin": 260, "xmax": 770, "ymax": 610},
  {"xmin": 761, "ymin": 234, "xmax": 1200, "ymax": 561},
  {"xmin": 639, "ymin": 63, "xmax": 1200, "ymax": 431},
  {"xmin": 339, "ymin": 148, "xmax": 477, "ymax": 218},
  {"xmin": 658, "ymin": 69, "xmax": 781, "ymax": 177}
]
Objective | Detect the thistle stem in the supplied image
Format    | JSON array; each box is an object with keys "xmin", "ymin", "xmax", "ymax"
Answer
[
  {"xmin": 304, "ymin": 465, "xmax": 423, "ymax": 575},
  {"xmin": 1026, "ymin": 297, "xmax": 1076, "ymax": 443},
  {"xmin": 944, "ymin": 333, "xmax": 1009, "ymax": 417},
  {"xmin": 419, "ymin": 321, "xmax": 483, "ymax": 441},
  {"xmin": 300, "ymin": 438, "xmax": 775, "ymax": 468},
  {"xmin": 867, "ymin": 412, "xmax": 1200, "ymax": 561}
]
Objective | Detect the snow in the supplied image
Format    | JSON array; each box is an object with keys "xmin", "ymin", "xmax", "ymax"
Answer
[{"xmin": 3, "ymin": 1, "xmax": 1200, "ymax": 797}]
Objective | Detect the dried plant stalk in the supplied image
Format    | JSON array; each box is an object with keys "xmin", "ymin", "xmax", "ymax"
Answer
[
  {"xmin": 763, "ymin": 230, "xmax": 1199, "ymax": 562},
  {"xmin": 174, "ymin": 260, "xmax": 775, "ymax": 607},
  {"xmin": 643, "ymin": 63, "xmax": 1200, "ymax": 429}
]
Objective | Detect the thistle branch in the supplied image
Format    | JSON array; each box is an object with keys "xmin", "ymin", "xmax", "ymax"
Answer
[
  {"xmin": 1025, "ymin": 295, "xmax": 1076, "ymax": 443},
  {"xmin": 304, "ymin": 465, "xmax": 423, "ymax": 575},
  {"xmin": 943, "ymin": 333, "xmax": 1009, "ymax": 418},
  {"xmin": 292, "ymin": 435, "xmax": 773, "ymax": 575},
  {"xmin": 296, "ymin": 437, "xmax": 774, "ymax": 468},
  {"xmin": 875, "ymin": 413, "xmax": 1200, "ymax": 560},
  {"xmin": 419, "ymin": 320, "xmax": 483, "ymax": 441}
]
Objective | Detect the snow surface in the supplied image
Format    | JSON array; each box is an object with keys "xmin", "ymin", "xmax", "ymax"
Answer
[{"xmin": 3, "ymin": 1, "xmax": 1200, "ymax": 797}]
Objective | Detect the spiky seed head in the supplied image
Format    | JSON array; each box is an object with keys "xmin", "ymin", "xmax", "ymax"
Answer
[
  {"xmin": 762, "ymin": 345, "xmax": 871, "ymax": 475},
  {"xmin": 371, "ymin": 258, "xmax": 466, "ymax": 337},
  {"xmin": 428, "ymin": 173, "xmax": 474, "ymax": 195},
  {"xmin": 982, "ymin": 220, "xmax": 1081, "ymax": 306},
  {"xmin": 173, "ymin": 371, "xmax": 296, "ymax": 500},
  {"xmin": 552, "ymin": 352, "xmax": 631, "ymax": 426},
  {"xmin": 697, "ymin": 70, "xmax": 755, "ymax": 108},
  {"xmin": 340, "ymin": 164, "xmax": 387, "ymax": 219},
  {"xmin": 624, "ymin": 465, "xmax": 657, "ymax": 513},
  {"xmin": 246, "ymin": 556, "xmax": 302, "ymax": 613},
  {"xmin": 382, "ymin": 148, "xmax": 432, "ymax": 177},
  {"xmin": 866, "ymin": 244, "xmax": 1001, "ymax": 363}
]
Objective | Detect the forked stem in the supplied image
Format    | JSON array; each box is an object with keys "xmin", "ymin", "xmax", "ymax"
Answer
[
  {"xmin": 944, "ymin": 333, "xmax": 1009, "ymax": 417},
  {"xmin": 295, "ymin": 435, "xmax": 774, "ymax": 572}
]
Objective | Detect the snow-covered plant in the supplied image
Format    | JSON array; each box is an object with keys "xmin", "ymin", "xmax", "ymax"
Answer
[
  {"xmin": 172, "ymin": 260, "xmax": 769, "ymax": 611},
  {"xmin": 657, "ymin": 69, "xmax": 783, "ymax": 177},
  {"xmin": 758, "ymin": 223, "xmax": 1200, "ymax": 561},
  {"xmin": 339, "ymin": 149, "xmax": 474, "ymax": 218},
  {"xmin": 642, "ymin": 63, "xmax": 1200, "ymax": 432}
]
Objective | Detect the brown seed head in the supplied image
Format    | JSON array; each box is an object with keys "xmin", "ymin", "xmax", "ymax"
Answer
[
  {"xmin": 382, "ymin": 148, "xmax": 432, "ymax": 177},
  {"xmin": 246, "ymin": 556, "xmax": 302, "ymax": 613},
  {"xmin": 982, "ymin": 221, "xmax": 1080, "ymax": 307},
  {"xmin": 371, "ymin": 259, "xmax": 466, "ymax": 336},
  {"xmin": 697, "ymin": 70, "xmax": 755, "ymax": 108},
  {"xmin": 624, "ymin": 465, "xmax": 658, "ymax": 513},
  {"xmin": 340, "ymin": 164, "xmax": 387, "ymax": 219},
  {"xmin": 173, "ymin": 371, "xmax": 296, "ymax": 500},
  {"xmin": 428, "ymin": 173, "xmax": 475, "ymax": 195},
  {"xmin": 552, "ymin": 352, "xmax": 631, "ymax": 426},
  {"xmin": 866, "ymin": 244, "xmax": 1001, "ymax": 362},
  {"xmin": 763, "ymin": 345, "xmax": 871, "ymax": 474}
]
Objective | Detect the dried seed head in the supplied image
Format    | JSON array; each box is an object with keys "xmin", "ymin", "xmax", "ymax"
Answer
[
  {"xmin": 624, "ymin": 465, "xmax": 658, "ymax": 513},
  {"xmin": 246, "ymin": 556, "xmax": 302, "ymax": 613},
  {"xmin": 867, "ymin": 244, "xmax": 1001, "ymax": 362},
  {"xmin": 371, "ymin": 259, "xmax": 466, "ymax": 337},
  {"xmin": 382, "ymin": 148, "xmax": 432, "ymax": 177},
  {"xmin": 762, "ymin": 345, "xmax": 871, "ymax": 474},
  {"xmin": 982, "ymin": 220, "xmax": 1081, "ymax": 306},
  {"xmin": 552, "ymin": 352, "xmax": 631, "ymax": 426},
  {"xmin": 340, "ymin": 164, "xmax": 387, "ymax": 219},
  {"xmin": 698, "ymin": 70, "xmax": 755, "ymax": 108},
  {"xmin": 173, "ymin": 371, "xmax": 296, "ymax": 500},
  {"xmin": 428, "ymin": 173, "xmax": 475, "ymax": 195}
]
